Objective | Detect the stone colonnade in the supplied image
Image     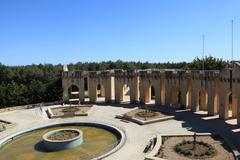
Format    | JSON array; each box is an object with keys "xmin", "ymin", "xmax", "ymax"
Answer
[{"xmin": 62, "ymin": 68, "xmax": 240, "ymax": 125}]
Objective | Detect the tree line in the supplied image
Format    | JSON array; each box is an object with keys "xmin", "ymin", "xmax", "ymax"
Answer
[{"xmin": 0, "ymin": 56, "xmax": 227, "ymax": 107}]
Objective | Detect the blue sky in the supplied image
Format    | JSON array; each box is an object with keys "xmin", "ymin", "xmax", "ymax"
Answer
[{"xmin": 0, "ymin": 0, "xmax": 239, "ymax": 66}]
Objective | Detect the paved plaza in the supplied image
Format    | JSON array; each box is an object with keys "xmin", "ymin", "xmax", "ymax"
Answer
[{"xmin": 0, "ymin": 105, "xmax": 240, "ymax": 160}]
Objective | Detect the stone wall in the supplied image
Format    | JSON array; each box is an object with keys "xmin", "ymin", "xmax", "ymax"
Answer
[{"xmin": 62, "ymin": 68, "xmax": 240, "ymax": 125}]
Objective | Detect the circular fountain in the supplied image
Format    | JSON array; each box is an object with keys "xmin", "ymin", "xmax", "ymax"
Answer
[
  {"xmin": 0, "ymin": 122, "xmax": 125, "ymax": 160},
  {"xmin": 43, "ymin": 128, "xmax": 83, "ymax": 151}
]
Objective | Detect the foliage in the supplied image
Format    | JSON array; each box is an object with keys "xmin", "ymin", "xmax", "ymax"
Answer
[
  {"xmin": 175, "ymin": 139, "xmax": 215, "ymax": 158},
  {"xmin": 0, "ymin": 64, "xmax": 62, "ymax": 107},
  {"xmin": 188, "ymin": 56, "xmax": 227, "ymax": 70},
  {"xmin": 0, "ymin": 56, "xmax": 228, "ymax": 107}
]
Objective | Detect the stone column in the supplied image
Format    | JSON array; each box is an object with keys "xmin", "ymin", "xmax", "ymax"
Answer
[
  {"xmin": 160, "ymin": 77, "xmax": 166, "ymax": 106},
  {"xmin": 144, "ymin": 85, "xmax": 151, "ymax": 103},
  {"xmin": 139, "ymin": 79, "xmax": 146, "ymax": 104},
  {"xmin": 114, "ymin": 78, "xmax": 121, "ymax": 103},
  {"xmin": 207, "ymin": 80, "xmax": 215, "ymax": 115},
  {"xmin": 232, "ymin": 83, "xmax": 238, "ymax": 118},
  {"xmin": 131, "ymin": 76, "xmax": 139, "ymax": 103},
  {"xmin": 154, "ymin": 80, "xmax": 161, "ymax": 106},
  {"xmin": 219, "ymin": 81, "xmax": 228, "ymax": 119},
  {"xmin": 88, "ymin": 79, "xmax": 97, "ymax": 103},
  {"xmin": 134, "ymin": 76, "xmax": 140, "ymax": 103},
  {"xmin": 191, "ymin": 80, "xmax": 198, "ymax": 112},
  {"xmin": 165, "ymin": 79, "xmax": 171, "ymax": 107},
  {"xmin": 62, "ymin": 85, "xmax": 69, "ymax": 102},
  {"xmin": 111, "ymin": 76, "xmax": 115, "ymax": 101},
  {"xmin": 79, "ymin": 78, "xmax": 85, "ymax": 103},
  {"xmin": 180, "ymin": 79, "xmax": 187, "ymax": 109},
  {"xmin": 62, "ymin": 72, "xmax": 69, "ymax": 102},
  {"xmin": 104, "ymin": 77, "xmax": 113, "ymax": 103},
  {"xmin": 237, "ymin": 92, "xmax": 240, "ymax": 125}
]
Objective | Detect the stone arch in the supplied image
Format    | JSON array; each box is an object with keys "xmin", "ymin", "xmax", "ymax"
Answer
[
  {"xmin": 151, "ymin": 86, "xmax": 155, "ymax": 100},
  {"xmin": 170, "ymin": 86, "xmax": 179, "ymax": 108},
  {"xmin": 84, "ymin": 77, "xmax": 89, "ymax": 97},
  {"xmin": 197, "ymin": 89, "xmax": 208, "ymax": 111},
  {"xmin": 225, "ymin": 92, "xmax": 238, "ymax": 119},
  {"xmin": 120, "ymin": 83, "xmax": 130, "ymax": 103},
  {"xmin": 144, "ymin": 84, "xmax": 156, "ymax": 104},
  {"xmin": 96, "ymin": 83, "xmax": 106, "ymax": 102},
  {"xmin": 68, "ymin": 84, "xmax": 80, "ymax": 103}
]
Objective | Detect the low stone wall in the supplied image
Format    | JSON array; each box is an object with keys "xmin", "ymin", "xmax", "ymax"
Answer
[
  {"xmin": 43, "ymin": 128, "xmax": 83, "ymax": 151},
  {"xmin": 47, "ymin": 105, "xmax": 92, "ymax": 118},
  {"xmin": 0, "ymin": 101, "xmax": 62, "ymax": 113},
  {"xmin": 145, "ymin": 135, "xmax": 166, "ymax": 160},
  {"xmin": 115, "ymin": 114, "xmax": 174, "ymax": 125}
]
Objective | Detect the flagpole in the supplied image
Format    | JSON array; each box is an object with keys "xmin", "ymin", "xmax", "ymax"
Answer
[
  {"xmin": 202, "ymin": 34, "xmax": 205, "ymax": 71},
  {"xmin": 231, "ymin": 20, "xmax": 234, "ymax": 68}
]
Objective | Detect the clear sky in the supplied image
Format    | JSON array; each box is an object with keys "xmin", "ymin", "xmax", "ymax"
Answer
[{"xmin": 0, "ymin": 0, "xmax": 239, "ymax": 66}]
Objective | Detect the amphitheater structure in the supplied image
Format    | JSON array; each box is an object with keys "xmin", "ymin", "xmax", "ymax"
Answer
[{"xmin": 62, "ymin": 65, "xmax": 240, "ymax": 125}]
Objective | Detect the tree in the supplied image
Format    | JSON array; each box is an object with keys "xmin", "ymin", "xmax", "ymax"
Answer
[{"xmin": 0, "ymin": 56, "xmax": 228, "ymax": 107}]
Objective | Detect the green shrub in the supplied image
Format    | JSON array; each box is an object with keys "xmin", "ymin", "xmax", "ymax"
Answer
[
  {"xmin": 175, "ymin": 145, "xmax": 181, "ymax": 152},
  {"xmin": 182, "ymin": 140, "xmax": 187, "ymax": 144},
  {"xmin": 205, "ymin": 151, "xmax": 211, "ymax": 156},
  {"xmin": 198, "ymin": 141, "xmax": 204, "ymax": 145},
  {"xmin": 175, "ymin": 139, "xmax": 215, "ymax": 158},
  {"xmin": 186, "ymin": 151, "xmax": 192, "ymax": 156}
]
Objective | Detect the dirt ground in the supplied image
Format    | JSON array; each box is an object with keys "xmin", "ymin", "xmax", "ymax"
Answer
[
  {"xmin": 124, "ymin": 109, "xmax": 170, "ymax": 121},
  {"xmin": 159, "ymin": 135, "xmax": 235, "ymax": 160},
  {"xmin": 51, "ymin": 106, "xmax": 91, "ymax": 116}
]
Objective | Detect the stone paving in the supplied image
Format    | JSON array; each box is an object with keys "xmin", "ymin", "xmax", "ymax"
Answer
[{"xmin": 0, "ymin": 105, "xmax": 240, "ymax": 160}]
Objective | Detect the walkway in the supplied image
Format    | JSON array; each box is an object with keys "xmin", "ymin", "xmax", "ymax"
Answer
[{"xmin": 0, "ymin": 105, "xmax": 239, "ymax": 160}]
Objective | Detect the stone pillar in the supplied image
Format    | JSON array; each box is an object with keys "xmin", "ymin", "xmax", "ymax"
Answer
[
  {"xmin": 114, "ymin": 78, "xmax": 121, "ymax": 103},
  {"xmin": 79, "ymin": 78, "xmax": 85, "ymax": 103},
  {"xmin": 236, "ymin": 83, "xmax": 240, "ymax": 125},
  {"xmin": 219, "ymin": 81, "xmax": 228, "ymax": 119},
  {"xmin": 62, "ymin": 72, "xmax": 69, "ymax": 102},
  {"xmin": 88, "ymin": 78, "xmax": 97, "ymax": 103},
  {"xmin": 120, "ymin": 82, "xmax": 124, "ymax": 102},
  {"xmin": 62, "ymin": 85, "xmax": 69, "ymax": 102},
  {"xmin": 139, "ymin": 80, "xmax": 145, "ymax": 104},
  {"xmin": 111, "ymin": 76, "xmax": 115, "ymax": 101},
  {"xmin": 104, "ymin": 77, "xmax": 113, "ymax": 103},
  {"xmin": 154, "ymin": 80, "xmax": 161, "ymax": 106},
  {"xmin": 100, "ymin": 85, "xmax": 105, "ymax": 97},
  {"xmin": 237, "ymin": 93, "xmax": 240, "ymax": 125},
  {"xmin": 232, "ymin": 82, "xmax": 238, "ymax": 118},
  {"xmin": 180, "ymin": 79, "xmax": 187, "ymax": 109},
  {"xmin": 207, "ymin": 80, "xmax": 215, "ymax": 115},
  {"xmin": 160, "ymin": 77, "xmax": 166, "ymax": 106},
  {"xmin": 214, "ymin": 80, "xmax": 221, "ymax": 115},
  {"xmin": 144, "ymin": 85, "xmax": 151, "ymax": 103},
  {"xmin": 185, "ymin": 79, "xmax": 192, "ymax": 109},
  {"xmin": 191, "ymin": 80, "xmax": 198, "ymax": 112},
  {"xmin": 165, "ymin": 79, "xmax": 171, "ymax": 107},
  {"xmin": 232, "ymin": 95, "xmax": 238, "ymax": 118},
  {"xmin": 130, "ymin": 76, "xmax": 139, "ymax": 104}
]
